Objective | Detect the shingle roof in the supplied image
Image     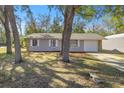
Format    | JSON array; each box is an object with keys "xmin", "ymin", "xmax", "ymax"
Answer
[{"xmin": 27, "ymin": 33, "xmax": 104, "ymax": 40}]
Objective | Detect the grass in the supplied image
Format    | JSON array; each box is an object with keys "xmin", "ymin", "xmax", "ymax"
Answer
[
  {"xmin": 0, "ymin": 47, "xmax": 124, "ymax": 88},
  {"xmin": 114, "ymin": 54, "xmax": 124, "ymax": 58}
]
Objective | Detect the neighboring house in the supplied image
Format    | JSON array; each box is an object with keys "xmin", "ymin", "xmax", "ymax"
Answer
[
  {"xmin": 27, "ymin": 33, "xmax": 104, "ymax": 52},
  {"xmin": 103, "ymin": 33, "xmax": 124, "ymax": 53}
]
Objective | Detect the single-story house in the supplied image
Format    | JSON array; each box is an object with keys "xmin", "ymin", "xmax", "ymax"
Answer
[
  {"xmin": 102, "ymin": 33, "xmax": 124, "ymax": 53},
  {"xmin": 27, "ymin": 33, "xmax": 104, "ymax": 52}
]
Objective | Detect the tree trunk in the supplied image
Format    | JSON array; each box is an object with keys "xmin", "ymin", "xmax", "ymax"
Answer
[
  {"xmin": 60, "ymin": 8, "xmax": 68, "ymax": 56},
  {"xmin": 62, "ymin": 6, "xmax": 75, "ymax": 62},
  {"xmin": 4, "ymin": 6, "xmax": 12, "ymax": 54},
  {"xmin": 60, "ymin": 32, "xmax": 64, "ymax": 55},
  {"xmin": 0, "ymin": 5, "xmax": 12, "ymax": 54},
  {"xmin": 7, "ymin": 5, "xmax": 22, "ymax": 63}
]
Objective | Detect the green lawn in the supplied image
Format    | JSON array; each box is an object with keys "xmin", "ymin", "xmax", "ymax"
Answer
[{"xmin": 0, "ymin": 47, "xmax": 124, "ymax": 88}]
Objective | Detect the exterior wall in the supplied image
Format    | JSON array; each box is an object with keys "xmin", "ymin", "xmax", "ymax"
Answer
[
  {"xmin": 29, "ymin": 39, "xmax": 61, "ymax": 52},
  {"xmin": 28, "ymin": 39, "xmax": 100, "ymax": 52},
  {"xmin": 103, "ymin": 38, "xmax": 124, "ymax": 52},
  {"xmin": 70, "ymin": 40, "xmax": 84, "ymax": 52},
  {"xmin": 84, "ymin": 40, "xmax": 98, "ymax": 52}
]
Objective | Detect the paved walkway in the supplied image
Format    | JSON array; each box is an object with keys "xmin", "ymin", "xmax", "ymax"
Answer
[{"xmin": 88, "ymin": 53, "xmax": 124, "ymax": 72}]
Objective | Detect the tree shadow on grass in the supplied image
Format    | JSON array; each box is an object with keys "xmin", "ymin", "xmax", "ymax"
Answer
[
  {"xmin": 70, "ymin": 54, "xmax": 124, "ymax": 87},
  {"xmin": 102, "ymin": 49, "xmax": 124, "ymax": 54},
  {"xmin": 81, "ymin": 56, "xmax": 124, "ymax": 76},
  {"xmin": 0, "ymin": 53, "xmax": 15, "ymax": 62},
  {"xmin": 0, "ymin": 52, "xmax": 123, "ymax": 88},
  {"xmin": 22, "ymin": 58, "xmax": 88, "ymax": 88},
  {"xmin": 0, "ymin": 53, "xmax": 86, "ymax": 88}
]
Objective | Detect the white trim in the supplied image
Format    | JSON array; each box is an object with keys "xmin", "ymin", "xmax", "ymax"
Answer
[
  {"xmin": 56, "ymin": 40, "xmax": 58, "ymax": 47},
  {"xmin": 49, "ymin": 39, "xmax": 57, "ymax": 47},
  {"xmin": 30, "ymin": 39, "xmax": 32, "ymax": 46},
  {"xmin": 70, "ymin": 40, "xmax": 79, "ymax": 48},
  {"xmin": 30, "ymin": 39, "xmax": 39, "ymax": 47},
  {"xmin": 37, "ymin": 40, "xmax": 39, "ymax": 47},
  {"xmin": 49, "ymin": 40, "xmax": 51, "ymax": 47},
  {"xmin": 78, "ymin": 40, "xmax": 80, "ymax": 47}
]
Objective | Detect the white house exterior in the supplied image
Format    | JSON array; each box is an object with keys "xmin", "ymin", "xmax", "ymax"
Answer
[
  {"xmin": 27, "ymin": 33, "xmax": 104, "ymax": 52},
  {"xmin": 102, "ymin": 33, "xmax": 124, "ymax": 53}
]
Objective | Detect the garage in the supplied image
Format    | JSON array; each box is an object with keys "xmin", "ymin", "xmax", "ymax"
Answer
[{"xmin": 84, "ymin": 40, "xmax": 98, "ymax": 52}]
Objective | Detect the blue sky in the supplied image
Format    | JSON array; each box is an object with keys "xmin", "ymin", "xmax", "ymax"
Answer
[
  {"xmin": 15, "ymin": 5, "xmax": 104, "ymax": 34},
  {"xmin": 16, "ymin": 5, "xmax": 62, "ymax": 34},
  {"xmin": 29, "ymin": 5, "xmax": 60, "ymax": 19},
  {"xmin": 17, "ymin": 5, "xmax": 61, "ymax": 22}
]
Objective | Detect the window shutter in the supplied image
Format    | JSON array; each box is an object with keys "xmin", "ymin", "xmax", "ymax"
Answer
[
  {"xmin": 49, "ymin": 40, "xmax": 51, "ymax": 47},
  {"xmin": 78, "ymin": 40, "xmax": 80, "ymax": 47},
  {"xmin": 37, "ymin": 40, "xmax": 39, "ymax": 47},
  {"xmin": 56, "ymin": 40, "xmax": 58, "ymax": 47}
]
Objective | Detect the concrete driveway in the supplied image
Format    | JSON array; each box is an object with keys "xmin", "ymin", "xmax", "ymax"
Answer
[{"xmin": 88, "ymin": 53, "xmax": 124, "ymax": 72}]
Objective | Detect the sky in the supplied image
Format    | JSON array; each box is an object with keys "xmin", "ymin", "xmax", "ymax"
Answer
[
  {"xmin": 15, "ymin": 5, "xmax": 105, "ymax": 34},
  {"xmin": 28, "ymin": 5, "xmax": 60, "ymax": 19},
  {"xmin": 16, "ymin": 5, "xmax": 62, "ymax": 34},
  {"xmin": 17, "ymin": 5, "xmax": 61, "ymax": 22}
]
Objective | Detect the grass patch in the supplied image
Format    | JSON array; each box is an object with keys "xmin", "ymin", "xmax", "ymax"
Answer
[
  {"xmin": 114, "ymin": 54, "xmax": 124, "ymax": 58},
  {"xmin": 0, "ymin": 47, "xmax": 124, "ymax": 88}
]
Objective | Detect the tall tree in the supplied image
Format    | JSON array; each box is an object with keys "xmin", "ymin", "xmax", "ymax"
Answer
[
  {"xmin": 103, "ymin": 6, "xmax": 124, "ymax": 34},
  {"xmin": 48, "ymin": 5, "xmax": 65, "ymax": 55},
  {"xmin": 0, "ymin": 5, "xmax": 12, "ymax": 54},
  {"xmin": 16, "ymin": 16, "xmax": 23, "ymax": 36},
  {"xmin": 49, "ymin": 6, "xmax": 96, "ymax": 62},
  {"xmin": 7, "ymin": 5, "xmax": 22, "ymax": 63},
  {"xmin": 50, "ymin": 14, "xmax": 63, "ymax": 33},
  {"xmin": 37, "ymin": 14, "xmax": 51, "ymax": 32},
  {"xmin": 21, "ymin": 5, "xmax": 37, "ymax": 35},
  {"xmin": 4, "ymin": 6, "xmax": 12, "ymax": 54},
  {"xmin": 73, "ymin": 16, "xmax": 86, "ymax": 33},
  {"xmin": 0, "ymin": 25, "xmax": 5, "ymax": 44},
  {"xmin": 62, "ymin": 6, "xmax": 77, "ymax": 62},
  {"xmin": 62, "ymin": 5, "xmax": 97, "ymax": 62}
]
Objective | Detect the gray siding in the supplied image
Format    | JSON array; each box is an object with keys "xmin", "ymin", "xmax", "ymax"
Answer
[
  {"xmin": 29, "ymin": 39, "xmax": 61, "ymax": 51},
  {"xmin": 70, "ymin": 40, "xmax": 84, "ymax": 52},
  {"xmin": 28, "ymin": 39, "xmax": 84, "ymax": 52}
]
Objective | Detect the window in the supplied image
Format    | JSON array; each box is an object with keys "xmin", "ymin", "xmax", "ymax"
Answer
[
  {"xmin": 31, "ymin": 39, "xmax": 39, "ymax": 46},
  {"xmin": 70, "ymin": 40, "xmax": 79, "ymax": 48},
  {"xmin": 49, "ymin": 40, "xmax": 58, "ymax": 47}
]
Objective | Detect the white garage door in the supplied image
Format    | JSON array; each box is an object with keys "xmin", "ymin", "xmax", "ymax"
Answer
[{"xmin": 84, "ymin": 40, "xmax": 98, "ymax": 52}]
